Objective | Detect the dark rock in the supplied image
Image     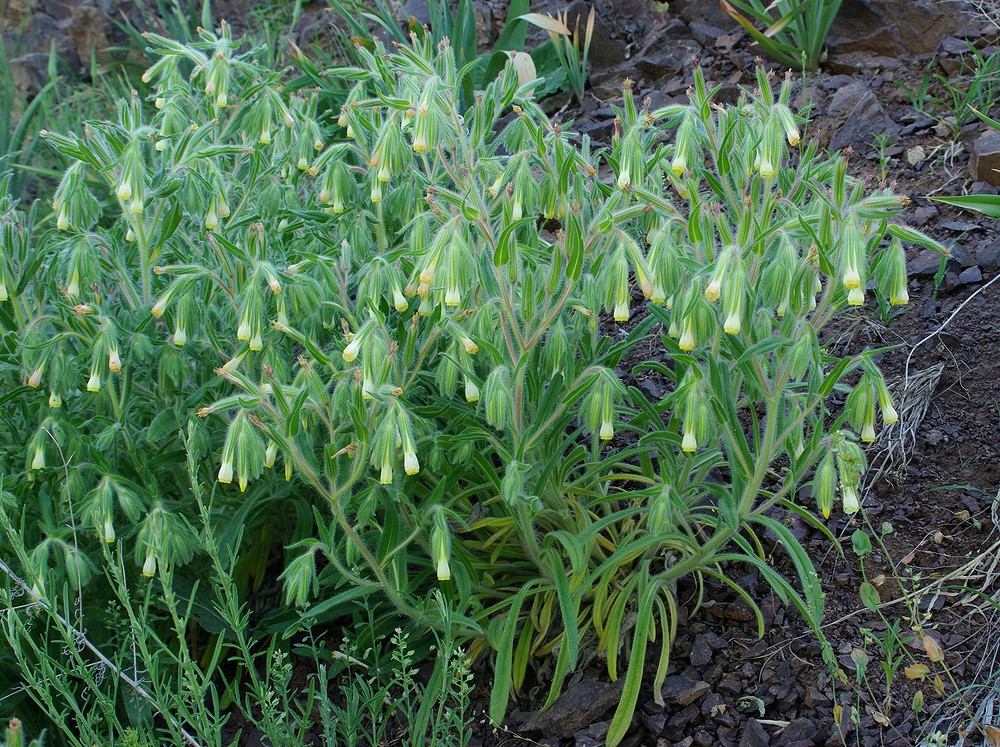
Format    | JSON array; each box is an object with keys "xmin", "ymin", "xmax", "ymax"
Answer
[
  {"xmin": 588, "ymin": 720, "xmax": 611, "ymax": 739},
  {"xmin": 975, "ymin": 239, "xmax": 1000, "ymax": 271},
  {"xmin": 699, "ymin": 690, "xmax": 723, "ymax": 714},
  {"xmin": 970, "ymin": 130, "xmax": 1000, "ymax": 185},
  {"xmin": 827, "ymin": 81, "xmax": 898, "ymax": 152},
  {"xmin": 940, "ymin": 36, "xmax": 973, "ymax": 56},
  {"xmin": 900, "ymin": 117, "xmax": 935, "ymax": 135},
  {"xmin": 825, "ymin": 52, "xmax": 900, "ymax": 76},
  {"xmin": 923, "ymin": 300, "xmax": 939, "ymax": 319},
  {"xmin": 908, "ymin": 249, "xmax": 946, "ymax": 276},
  {"xmin": 689, "ymin": 634, "xmax": 714, "ymax": 667},
  {"xmin": 688, "ymin": 21, "xmax": 727, "ymax": 48},
  {"xmin": 912, "ymin": 206, "xmax": 938, "ymax": 225},
  {"xmin": 642, "ymin": 709, "xmax": 667, "ymax": 734},
  {"xmin": 67, "ymin": 4, "xmax": 113, "ymax": 66},
  {"xmin": 940, "ymin": 220, "xmax": 981, "ymax": 232},
  {"xmin": 972, "ymin": 181, "xmax": 999, "ymax": 195},
  {"xmin": 776, "ymin": 718, "xmax": 819, "ymax": 746},
  {"xmin": 739, "ymin": 718, "xmax": 770, "ymax": 747},
  {"xmin": 8, "ymin": 53, "xmax": 52, "ymax": 96},
  {"xmin": 518, "ymin": 679, "xmax": 624, "ymax": 738},
  {"xmin": 661, "ymin": 676, "xmax": 711, "ymax": 706},
  {"xmin": 827, "ymin": 0, "xmax": 971, "ymax": 57},
  {"xmin": 958, "ymin": 265, "xmax": 983, "ymax": 285},
  {"xmin": 718, "ymin": 679, "xmax": 743, "ymax": 695},
  {"xmin": 674, "ymin": 703, "xmax": 702, "ymax": 729},
  {"xmin": 634, "ymin": 29, "xmax": 696, "ymax": 80},
  {"xmin": 668, "ymin": 0, "xmax": 738, "ymax": 29}
]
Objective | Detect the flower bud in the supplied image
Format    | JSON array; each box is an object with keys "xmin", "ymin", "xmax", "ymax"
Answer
[
  {"xmin": 103, "ymin": 517, "xmax": 116, "ymax": 543},
  {"xmin": 48, "ymin": 391, "xmax": 62, "ymax": 408},
  {"xmin": 678, "ymin": 318, "xmax": 696, "ymax": 351},
  {"xmin": 218, "ymin": 460, "xmax": 233, "ymax": 484},
  {"xmin": 432, "ymin": 510, "xmax": 451, "ymax": 581},
  {"xmin": 483, "ymin": 366, "xmax": 513, "ymax": 430},
  {"xmin": 813, "ymin": 452, "xmax": 837, "ymax": 519},
  {"xmin": 31, "ymin": 445, "xmax": 45, "ymax": 470},
  {"xmin": 108, "ymin": 349, "xmax": 121, "ymax": 373},
  {"xmin": 342, "ymin": 338, "xmax": 360, "ymax": 362},
  {"xmin": 404, "ymin": 445, "xmax": 419, "ymax": 476},
  {"xmin": 67, "ymin": 269, "xmax": 81, "ymax": 298},
  {"xmin": 142, "ymin": 552, "xmax": 157, "ymax": 577},
  {"xmin": 773, "ymin": 104, "xmax": 800, "ymax": 146},
  {"xmin": 648, "ymin": 484, "xmax": 674, "ymax": 534},
  {"xmin": 875, "ymin": 378, "xmax": 898, "ymax": 425},
  {"xmin": 464, "ymin": 377, "xmax": 480, "ymax": 403},
  {"xmin": 87, "ymin": 372, "xmax": 101, "ymax": 393},
  {"xmin": 27, "ymin": 367, "xmax": 43, "ymax": 388}
]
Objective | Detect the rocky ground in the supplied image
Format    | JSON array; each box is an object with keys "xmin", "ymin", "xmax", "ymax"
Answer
[{"xmin": 5, "ymin": 1, "xmax": 1000, "ymax": 745}]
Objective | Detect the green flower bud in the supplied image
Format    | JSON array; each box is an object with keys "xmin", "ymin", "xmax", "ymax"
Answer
[
  {"xmin": 648, "ymin": 484, "xmax": 675, "ymax": 534},
  {"xmin": 464, "ymin": 377, "xmax": 480, "ymax": 403},
  {"xmin": 835, "ymin": 438, "xmax": 866, "ymax": 515},
  {"xmin": 219, "ymin": 411, "xmax": 265, "ymax": 492},
  {"xmin": 431, "ymin": 509, "xmax": 451, "ymax": 581},
  {"xmin": 840, "ymin": 222, "xmax": 865, "ymax": 291},
  {"xmin": 483, "ymin": 365, "xmax": 513, "ymax": 430},
  {"xmin": 31, "ymin": 444, "xmax": 45, "ymax": 471},
  {"xmin": 722, "ymin": 256, "xmax": 746, "ymax": 334},
  {"xmin": 814, "ymin": 451, "xmax": 837, "ymax": 519}
]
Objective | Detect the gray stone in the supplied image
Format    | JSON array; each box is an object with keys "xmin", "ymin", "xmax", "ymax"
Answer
[
  {"xmin": 907, "ymin": 248, "xmax": 946, "ymax": 277},
  {"xmin": 828, "ymin": 82, "xmax": 899, "ymax": 151},
  {"xmin": 688, "ymin": 21, "xmax": 727, "ymax": 48},
  {"xmin": 775, "ymin": 718, "xmax": 819, "ymax": 746},
  {"xmin": 827, "ymin": 0, "xmax": 971, "ymax": 58},
  {"xmin": 912, "ymin": 205, "xmax": 938, "ymax": 225},
  {"xmin": 923, "ymin": 300, "xmax": 939, "ymax": 318},
  {"xmin": 975, "ymin": 239, "xmax": 1000, "ymax": 271},
  {"xmin": 739, "ymin": 718, "xmax": 770, "ymax": 747},
  {"xmin": 519, "ymin": 679, "xmax": 624, "ymax": 738},
  {"xmin": 8, "ymin": 53, "xmax": 51, "ymax": 96},
  {"xmin": 67, "ymin": 5, "xmax": 113, "ymax": 66},
  {"xmin": 669, "ymin": 0, "xmax": 739, "ymax": 29},
  {"xmin": 958, "ymin": 265, "xmax": 983, "ymax": 285},
  {"xmin": 634, "ymin": 26, "xmax": 696, "ymax": 80},
  {"xmin": 970, "ymin": 130, "xmax": 1000, "ymax": 185},
  {"xmin": 689, "ymin": 633, "xmax": 714, "ymax": 667},
  {"xmin": 661, "ymin": 675, "xmax": 711, "ymax": 706}
]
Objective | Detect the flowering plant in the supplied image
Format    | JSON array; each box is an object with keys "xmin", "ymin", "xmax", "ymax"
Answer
[{"xmin": 0, "ymin": 25, "xmax": 948, "ymax": 744}]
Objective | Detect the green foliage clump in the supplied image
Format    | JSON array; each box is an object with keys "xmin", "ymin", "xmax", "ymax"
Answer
[{"xmin": 0, "ymin": 21, "xmax": 949, "ymax": 747}]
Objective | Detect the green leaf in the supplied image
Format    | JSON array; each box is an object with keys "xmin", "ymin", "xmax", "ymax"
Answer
[
  {"xmin": 147, "ymin": 410, "xmax": 180, "ymax": 444},
  {"xmin": 859, "ymin": 581, "xmax": 880, "ymax": 612},
  {"xmin": 605, "ymin": 576, "xmax": 658, "ymax": 747},
  {"xmin": 851, "ymin": 529, "xmax": 872, "ymax": 557},
  {"xmin": 929, "ymin": 194, "xmax": 1000, "ymax": 219}
]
